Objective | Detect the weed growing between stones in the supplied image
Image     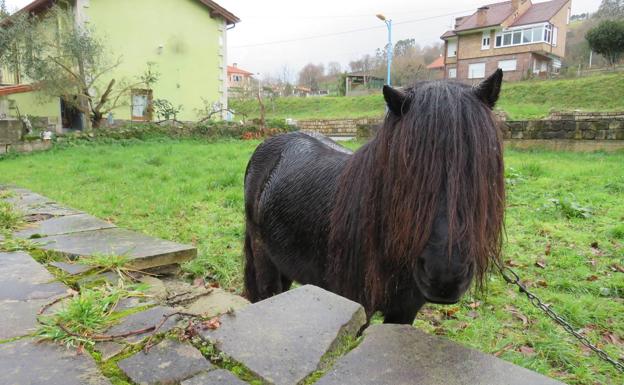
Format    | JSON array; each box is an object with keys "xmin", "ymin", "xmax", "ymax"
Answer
[
  {"xmin": 301, "ymin": 334, "xmax": 362, "ymax": 385},
  {"xmin": 36, "ymin": 284, "xmax": 146, "ymax": 348},
  {"xmin": 194, "ymin": 339, "xmax": 264, "ymax": 385},
  {"xmin": 0, "ymin": 236, "xmax": 40, "ymax": 252},
  {"xmin": 0, "ymin": 201, "xmax": 23, "ymax": 231}
]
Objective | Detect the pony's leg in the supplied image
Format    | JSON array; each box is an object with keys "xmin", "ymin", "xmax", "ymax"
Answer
[
  {"xmin": 248, "ymin": 236, "xmax": 285, "ymax": 302},
  {"xmin": 382, "ymin": 289, "xmax": 426, "ymax": 324},
  {"xmin": 243, "ymin": 229, "xmax": 260, "ymax": 302}
]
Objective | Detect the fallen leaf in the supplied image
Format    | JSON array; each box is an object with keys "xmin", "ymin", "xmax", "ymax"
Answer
[
  {"xmin": 602, "ymin": 332, "xmax": 623, "ymax": 346},
  {"xmin": 445, "ymin": 307, "xmax": 459, "ymax": 318},
  {"xmin": 202, "ymin": 317, "xmax": 221, "ymax": 330},
  {"xmin": 468, "ymin": 301, "xmax": 481, "ymax": 309},
  {"xmin": 536, "ymin": 279, "xmax": 548, "ymax": 287},
  {"xmin": 518, "ymin": 345, "xmax": 536, "ymax": 356},
  {"xmin": 610, "ymin": 263, "xmax": 624, "ymax": 273},
  {"xmin": 587, "ymin": 275, "xmax": 599, "ymax": 282},
  {"xmin": 209, "ymin": 281, "xmax": 220, "ymax": 288},
  {"xmin": 544, "ymin": 242, "xmax": 551, "ymax": 256},
  {"xmin": 192, "ymin": 278, "xmax": 206, "ymax": 287},
  {"xmin": 467, "ymin": 310, "xmax": 480, "ymax": 319},
  {"xmin": 505, "ymin": 305, "xmax": 529, "ymax": 325},
  {"xmin": 494, "ymin": 343, "xmax": 513, "ymax": 357},
  {"xmin": 588, "ymin": 259, "xmax": 597, "ymax": 267},
  {"xmin": 535, "ymin": 259, "xmax": 547, "ymax": 269},
  {"xmin": 457, "ymin": 322, "xmax": 469, "ymax": 330},
  {"xmin": 505, "ymin": 260, "xmax": 521, "ymax": 267}
]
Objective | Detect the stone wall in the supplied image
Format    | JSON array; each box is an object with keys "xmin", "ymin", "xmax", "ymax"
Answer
[
  {"xmin": 502, "ymin": 115, "xmax": 624, "ymax": 140},
  {"xmin": 296, "ymin": 117, "xmax": 383, "ymax": 139},
  {"xmin": 0, "ymin": 119, "xmax": 22, "ymax": 144}
]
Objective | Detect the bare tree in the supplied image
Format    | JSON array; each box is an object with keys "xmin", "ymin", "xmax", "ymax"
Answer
[{"xmin": 297, "ymin": 63, "xmax": 325, "ymax": 91}]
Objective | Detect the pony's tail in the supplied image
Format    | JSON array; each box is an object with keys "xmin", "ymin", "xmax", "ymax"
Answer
[{"xmin": 242, "ymin": 224, "xmax": 259, "ymax": 302}]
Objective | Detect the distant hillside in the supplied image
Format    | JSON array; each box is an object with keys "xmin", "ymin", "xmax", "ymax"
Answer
[{"xmin": 230, "ymin": 73, "xmax": 624, "ymax": 121}]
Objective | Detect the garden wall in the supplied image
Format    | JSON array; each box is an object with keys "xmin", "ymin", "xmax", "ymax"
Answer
[
  {"xmin": 297, "ymin": 112, "xmax": 624, "ymax": 152},
  {"xmin": 0, "ymin": 119, "xmax": 52, "ymax": 155}
]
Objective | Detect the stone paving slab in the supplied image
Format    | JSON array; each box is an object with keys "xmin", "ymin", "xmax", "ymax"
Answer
[
  {"xmin": 117, "ymin": 339, "xmax": 212, "ymax": 385},
  {"xmin": 94, "ymin": 306, "xmax": 181, "ymax": 359},
  {"xmin": 0, "ymin": 299, "xmax": 51, "ymax": 340},
  {"xmin": 3, "ymin": 190, "xmax": 82, "ymax": 217},
  {"xmin": 14, "ymin": 213, "xmax": 116, "ymax": 239},
  {"xmin": 0, "ymin": 251, "xmax": 69, "ymax": 339},
  {"xmin": 0, "ymin": 338, "xmax": 112, "ymax": 385},
  {"xmin": 316, "ymin": 324, "xmax": 566, "ymax": 385},
  {"xmin": 200, "ymin": 285, "xmax": 367, "ymax": 385},
  {"xmin": 0, "ymin": 251, "xmax": 67, "ymax": 301},
  {"xmin": 49, "ymin": 261, "xmax": 94, "ymax": 275},
  {"xmin": 185, "ymin": 288, "xmax": 250, "ymax": 317},
  {"xmin": 37, "ymin": 228, "xmax": 196, "ymax": 269},
  {"xmin": 182, "ymin": 369, "xmax": 249, "ymax": 385}
]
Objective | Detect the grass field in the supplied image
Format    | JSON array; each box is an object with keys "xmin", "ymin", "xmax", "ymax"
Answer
[
  {"xmin": 231, "ymin": 73, "xmax": 624, "ymax": 121},
  {"xmin": 0, "ymin": 138, "xmax": 623, "ymax": 384}
]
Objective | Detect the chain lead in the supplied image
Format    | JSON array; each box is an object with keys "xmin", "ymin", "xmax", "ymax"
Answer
[{"xmin": 495, "ymin": 262, "xmax": 624, "ymax": 373}]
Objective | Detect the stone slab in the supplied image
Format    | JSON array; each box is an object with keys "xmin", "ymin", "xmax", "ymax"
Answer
[
  {"xmin": 182, "ymin": 369, "xmax": 249, "ymax": 385},
  {"xmin": 117, "ymin": 339, "xmax": 212, "ymax": 385},
  {"xmin": 38, "ymin": 228, "xmax": 197, "ymax": 270},
  {"xmin": 0, "ymin": 251, "xmax": 67, "ymax": 301},
  {"xmin": 185, "ymin": 288, "xmax": 249, "ymax": 317},
  {"xmin": 200, "ymin": 285, "xmax": 367, "ymax": 385},
  {"xmin": 0, "ymin": 338, "xmax": 112, "ymax": 385},
  {"xmin": 49, "ymin": 261, "xmax": 94, "ymax": 276},
  {"xmin": 4, "ymin": 190, "xmax": 81, "ymax": 217},
  {"xmin": 0, "ymin": 299, "xmax": 50, "ymax": 339},
  {"xmin": 14, "ymin": 213, "xmax": 116, "ymax": 239},
  {"xmin": 316, "ymin": 324, "xmax": 566, "ymax": 385}
]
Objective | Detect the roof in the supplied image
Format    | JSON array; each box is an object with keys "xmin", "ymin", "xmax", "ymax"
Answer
[
  {"xmin": 347, "ymin": 71, "xmax": 384, "ymax": 79},
  {"xmin": 227, "ymin": 65, "xmax": 254, "ymax": 76},
  {"xmin": 454, "ymin": 1, "xmax": 515, "ymax": 32},
  {"xmin": 426, "ymin": 56, "xmax": 445, "ymax": 69},
  {"xmin": 15, "ymin": 0, "xmax": 240, "ymax": 25},
  {"xmin": 0, "ymin": 84, "xmax": 34, "ymax": 96},
  {"xmin": 441, "ymin": 30, "xmax": 457, "ymax": 39},
  {"xmin": 453, "ymin": 0, "xmax": 568, "ymax": 33},
  {"xmin": 511, "ymin": 0, "xmax": 568, "ymax": 27}
]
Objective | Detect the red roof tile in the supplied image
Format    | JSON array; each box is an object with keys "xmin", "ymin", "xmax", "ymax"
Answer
[
  {"xmin": 454, "ymin": 1, "xmax": 515, "ymax": 32},
  {"xmin": 0, "ymin": 84, "xmax": 34, "ymax": 96},
  {"xmin": 227, "ymin": 65, "xmax": 254, "ymax": 76},
  {"xmin": 511, "ymin": 0, "xmax": 568, "ymax": 27},
  {"xmin": 426, "ymin": 56, "xmax": 445, "ymax": 69}
]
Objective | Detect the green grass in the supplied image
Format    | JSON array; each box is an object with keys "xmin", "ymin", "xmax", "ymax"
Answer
[
  {"xmin": 0, "ymin": 139, "xmax": 623, "ymax": 384},
  {"xmin": 230, "ymin": 73, "xmax": 624, "ymax": 121}
]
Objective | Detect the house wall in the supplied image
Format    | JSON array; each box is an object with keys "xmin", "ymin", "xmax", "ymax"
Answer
[
  {"xmin": 5, "ymin": 92, "xmax": 62, "ymax": 129},
  {"xmin": 457, "ymin": 31, "xmax": 553, "ymax": 60},
  {"xmin": 85, "ymin": 0, "xmax": 227, "ymax": 121},
  {"xmin": 547, "ymin": 0, "xmax": 571, "ymax": 58}
]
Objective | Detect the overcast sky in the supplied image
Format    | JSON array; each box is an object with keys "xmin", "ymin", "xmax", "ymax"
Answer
[{"xmin": 7, "ymin": 0, "xmax": 602, "ymax": 79}]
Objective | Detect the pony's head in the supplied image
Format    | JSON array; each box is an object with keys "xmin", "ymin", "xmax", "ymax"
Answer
[{"xmin": 377, "ymin": 69, "xmax": 505, "ymax": 305}]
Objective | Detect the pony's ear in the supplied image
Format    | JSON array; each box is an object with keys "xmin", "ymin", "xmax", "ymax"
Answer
[
  {"xmin": 383, "ymin": 85, "xmax": 409, "ymax": 116},
  {"xmin": 474, "ymin": 69, "xmax": 503, "ymax": 108}
]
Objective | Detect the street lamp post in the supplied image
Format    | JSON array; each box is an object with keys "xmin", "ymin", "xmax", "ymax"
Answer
[{"xmin": 376, "ymin": 14, "xmax": 392, "ymax": 86}]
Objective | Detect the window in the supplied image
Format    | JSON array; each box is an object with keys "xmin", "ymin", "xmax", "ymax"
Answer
[
  {"xmin": 468, "ymin": 63, "xmax": 486, "ymax": 79},
  {"xmin": 498, "ymin": 59, "xmax": 517, "ymax": 71},
  {"xmin": 232, "ymin": 74, "xmax": 242, "ymax": 82},
  {"xmin": 481, "ymin": 31, "xmax": 490, "ymax": 50},
  {"xmin": 494, "ymin": 23, "xmax": 555, "ymax": 48},
  {"xmin": 131, "ymin": 89, "xmax": 153, "ymax": 122},
  {"xmin": 448, "ymin": 68, "xmax": 457, "ymax": 78},
  {"xmin": 447, "ymin": 39, "xmax": 457, "ymax": 57}
]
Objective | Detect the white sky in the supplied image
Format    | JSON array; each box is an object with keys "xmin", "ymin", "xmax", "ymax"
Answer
[{"xmin": 7, "ymin": 0, "xmax": 602, "ymax": 80}]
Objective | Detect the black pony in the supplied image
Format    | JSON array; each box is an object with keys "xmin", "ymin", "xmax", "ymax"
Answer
[{"xmin": 243, "ymin": 70, "xmax": 505, "ymax": 324}]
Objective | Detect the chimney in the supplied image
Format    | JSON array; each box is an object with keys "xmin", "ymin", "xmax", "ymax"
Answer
[
  {"xmin": 233, "ymin": 63, "xmax": 238, "ymax": 68},
  {"xmin": 512, "ymin": 0, "xmax": 521, "ymax": 10},
  {"xmin": 454, "ymin": 16, "xmax": 465, "ymax": 29},
  {"xmin": 477, "ymin": 6, "xmax": 489, "ymax": 26}
]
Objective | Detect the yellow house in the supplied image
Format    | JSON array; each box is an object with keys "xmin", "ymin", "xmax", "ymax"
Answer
[
  {"xmin": 0, "ymin": 0, "xmax": 239, "ymax": 130},
  {"xmin": 441, "ymin": 0, "xmax": 571, "ymax": 82}
]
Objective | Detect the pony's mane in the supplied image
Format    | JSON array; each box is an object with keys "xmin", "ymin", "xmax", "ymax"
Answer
[{"xmin": 327, "ymin": 80, "xmax": 505, "ymax": 310}]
